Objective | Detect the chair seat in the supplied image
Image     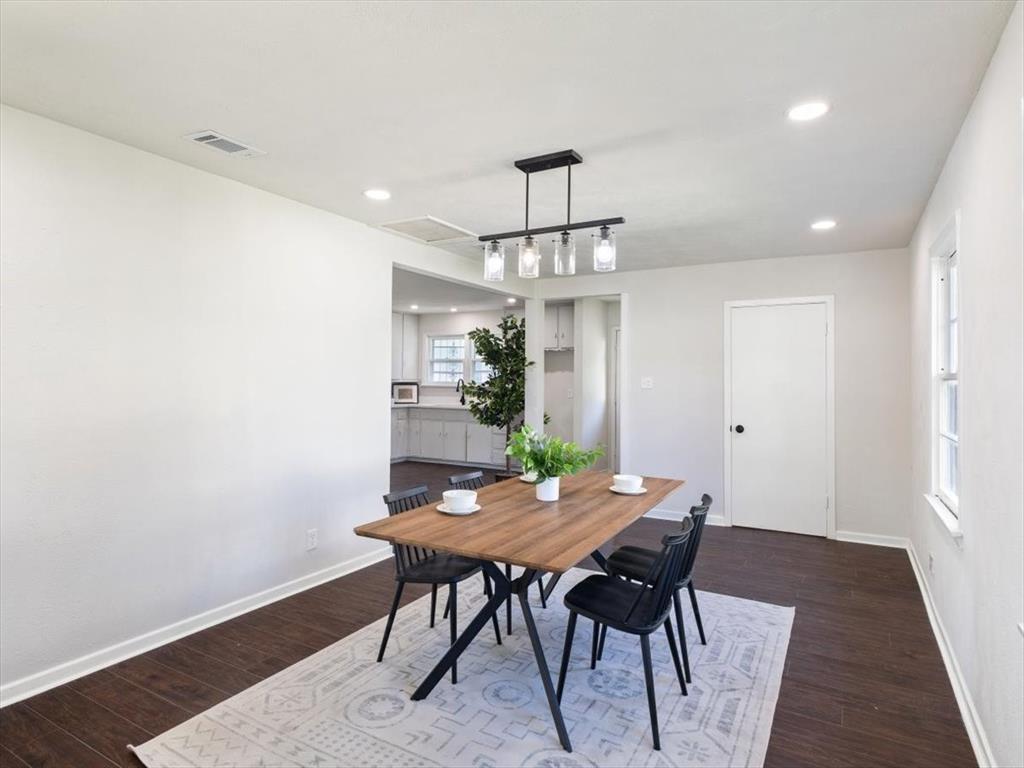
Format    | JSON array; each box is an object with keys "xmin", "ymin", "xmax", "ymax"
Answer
[
  {"xmin": 607, "ymin": 545, "xmax": 693, "ymax": 587},
  {"xmin": 400, "ymin": 553, "xmax": 482, "ymax": 584},
  {"xmin": 564, "ymin": 574, "xmax": 666, "ymax": 633}
]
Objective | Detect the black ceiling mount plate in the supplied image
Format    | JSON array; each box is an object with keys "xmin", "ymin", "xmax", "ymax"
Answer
[{"xmin": 514, "ymin": 149, "xmax": 583, "ymax": 174}]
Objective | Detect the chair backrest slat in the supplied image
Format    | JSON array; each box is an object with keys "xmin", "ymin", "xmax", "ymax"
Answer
[
  {"xmin": 624, "ymin": 517, "xmax": 694, "ymax": 625},
  {"xmin": 382, "ymin": 485, "xmax": 431, "ymax": 575},
  {"xmin": 448, "ymin": 470, "xmax": 485, "ymax": 490},
  {"xmin": 678, "ymin": 493, "xmax": 712, "ymax": 584}
]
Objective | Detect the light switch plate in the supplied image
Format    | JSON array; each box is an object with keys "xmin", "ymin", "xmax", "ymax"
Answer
[{"xmin": 640, "ymin": 377, "xmax": 654, "ymax": 390}]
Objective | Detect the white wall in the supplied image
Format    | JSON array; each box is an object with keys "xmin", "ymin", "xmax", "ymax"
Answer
[
  {"xmin": 907, "ymin": 4, "xmax": 1023, "ymax": 765},
  {"xmin": 538, "ymin": 248, "xmax": 911, "ymax": 538},
  {"xmin": 0, "ymin": 106, "xmax": 501, "ymax": 697}
]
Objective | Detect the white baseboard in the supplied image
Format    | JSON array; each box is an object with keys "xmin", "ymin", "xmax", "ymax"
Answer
[
  {"xmin": 0, "ymin": 545, "xmax": 392, "ymax": 708},
  {"xmin": 644, "ymin": 507, "xmax": 726, "ymax": 526},
  {"xmin": 835, "ymin": 530, "xmax": 910, "ymax": 549},
  {"xmin": 906, "ymin": 542, "xmax": 995, "ymax": 767}
]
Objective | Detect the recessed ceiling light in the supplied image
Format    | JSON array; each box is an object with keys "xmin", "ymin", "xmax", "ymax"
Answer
[
  {"xmin": 450, "ymin": 307, "xmax": 458, "ymax": 313},
  {"xmin": 788, "ymin": 101, "xmax": 830, "ymax": 122},
  {"xmin": 363, "ymin": 188, "xmax": 391, "ymax": 201},
  {"xmin": 811, "ymin": 219, "xmax": 837, "ymax": 231},
  {"xmin": 410, "ymin": 304, "xmax": 419, "ymax": 310},
  {"xmin": 506, "ymin": 297, "xmax": 516, "ymax": 304}
]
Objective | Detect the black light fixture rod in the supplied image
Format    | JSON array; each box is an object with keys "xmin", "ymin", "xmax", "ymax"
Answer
[
  {"xmin": 566, "ymin": 164, "xmax": 571, "ymax": 227},
  {"xmin": 478, "ymin": 216, "xmax": 625, "ymax": 242},
  {"xmin": 524, "ymin": 172, "xmax": 530, "ymax": 232}
]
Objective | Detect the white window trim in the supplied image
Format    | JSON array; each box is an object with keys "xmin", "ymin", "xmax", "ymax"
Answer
[
  {"xmin": 928, "ymin": 211, "xmax": 962, "ymax": 532},
  {"xmin": 425, "ymin": 334, "xmax": 468, "ymax": 385}
]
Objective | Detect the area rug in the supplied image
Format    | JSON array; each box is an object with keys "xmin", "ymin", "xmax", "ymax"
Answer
[{"xmin": 130, "ymin": 568, "xmax": 793, "ymax": 767}]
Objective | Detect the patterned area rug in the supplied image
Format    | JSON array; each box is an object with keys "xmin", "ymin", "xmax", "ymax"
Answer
[{"xmin": 131, "ymin": 568, "xmax": 793, "ymax": 767}]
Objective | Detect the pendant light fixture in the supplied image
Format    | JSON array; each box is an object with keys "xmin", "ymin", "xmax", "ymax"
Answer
[
  {"xmin": 593, "ymin": 225, "xmax": 616, "ymax": 272},
  {"xmin": 483, "ymin": 240, "xmax": 505, "ymax": 281},
  {"xmin": 479, "ymin": 149, "xmax": 624, "ymax": 280},
  {"xmin": 554, "ymin": 231, "xmax": 576, "ymax": 275},
  {"xmin": 518, "ymin": 235, "xmax": 541, "ymax": 278}
]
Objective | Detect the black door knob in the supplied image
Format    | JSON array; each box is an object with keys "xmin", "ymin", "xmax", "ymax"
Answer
[{"xmin": 734, "ymin": 424, "xmax": 745, "ymax": 434}]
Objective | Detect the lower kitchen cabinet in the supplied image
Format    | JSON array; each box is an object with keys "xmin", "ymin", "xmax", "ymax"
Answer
[
  {"xmin": 466, "ymin": 423, "xmax": 492, "ymax": 464},
  {"xmin": 443, "ymin": 422, "xmax": 467, "ymax": 462},
  {"xmin": 419, "ymin": 419, "xmax": 444, "ymax": 459},
  {"xmin": 391, "ymin": 407, "xmax": 515, "ymax": 469}
]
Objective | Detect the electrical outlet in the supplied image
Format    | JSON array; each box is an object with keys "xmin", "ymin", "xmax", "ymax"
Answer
[
  {"xmin": 928, "ymin": 553, "xmax": 934, "ymax": 574},
  {"xmin": 306, "ymin": 528, "xmax": 318, "ymax": 551},
  {"xmin": 640, "ymin": 377, "xmax": 654, "ymax": 390},
  {"xmin": 567, "ymin": 388, "xmax": 573, "ymax": 399}
]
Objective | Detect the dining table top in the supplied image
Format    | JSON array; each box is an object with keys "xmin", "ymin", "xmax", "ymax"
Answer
[{"xmin": 354, "ymin": 470, "xmax": 685, "ymax": 574}]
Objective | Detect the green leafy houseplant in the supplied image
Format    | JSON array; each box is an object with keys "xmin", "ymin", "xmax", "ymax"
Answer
[
  {"xmin": 505, "ymin": 425, "xmax": 603, "ymax": 501},
  {"xmin": 462, "ymin": 315, "xmax": 531, "ymax": 475}
]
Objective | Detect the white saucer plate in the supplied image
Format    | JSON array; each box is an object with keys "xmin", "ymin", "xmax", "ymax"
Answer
[
  {"xmin": 437, "ymin": 503, "xmax": 482, "ymax": 515},
  {"xmin": 609, "ymin": 485, "xmax": 648, "ymax": 496}
]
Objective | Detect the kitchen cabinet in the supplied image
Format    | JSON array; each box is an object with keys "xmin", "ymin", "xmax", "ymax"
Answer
[
  {"xmin": 391, "ymin": 312, "xmax": 420, "ymax": 381},
  {"xmin": 466, "ymin": 423, "xmax": 492, "ymax": 464},
  {"xmin": 443, "ymin": 422, "xmax": 467, "ymax": 462},
  {"xmin": 406, "ymin": 416, "xmax": 421, "ymax": 457},
  {"xmin": 420, "ymin": 419, "xmax": 444, "ymax": 459},
  {"xmin": 544, "ymin": 304, "xmax": 574, "ymax": 350},
  {"xmin": 391, "ymin": 407, "xmax": 514, "ymax": 468},
  {"xmin": 401, "ymin": 313, "xmax": 419, "ymax": 380},
  {"xmin": 390, "ymin": 410, "xmax": 406, "ymax": 459}
]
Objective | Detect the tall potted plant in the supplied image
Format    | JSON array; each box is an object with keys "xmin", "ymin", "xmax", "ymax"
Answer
[
  {"xmin": 505, "ymin": 425, "xmax": 603, "ymax": 501},
  {"xmin": 463, "ymin": 314, "xmax": 531, "ymax": 477}
]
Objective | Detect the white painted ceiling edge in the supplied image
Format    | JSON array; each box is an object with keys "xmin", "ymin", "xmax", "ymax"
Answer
[{"xmin": 0, "ymin": 1, "xmax": 1015, "ymax": 275}]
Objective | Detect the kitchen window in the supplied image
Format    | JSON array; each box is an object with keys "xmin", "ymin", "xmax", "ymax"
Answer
[
  {"xmin": 934, "ymin": 248, "xmax": 960, "ymax": 515},
  {"xmin": 428, "ymin": 335, "xmax": 466, "ymax": 384},
  {"xmin": 472, "ymin": 350, "xmax": 493, "ymax": 383}
]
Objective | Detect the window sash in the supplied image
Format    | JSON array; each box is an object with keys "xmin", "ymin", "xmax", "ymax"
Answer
[
  {"xmin": 933, "ymin": 250, "xmax": 960, "ymax": 516},
  {"xmin": 428, "ymin": 336, "xmax": 467, "ymax": 383}
]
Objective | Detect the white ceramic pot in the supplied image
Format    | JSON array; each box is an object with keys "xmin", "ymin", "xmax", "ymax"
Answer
[{"xmin": 536, "ymin": 476, "xmax": 560, "ymax": 502}]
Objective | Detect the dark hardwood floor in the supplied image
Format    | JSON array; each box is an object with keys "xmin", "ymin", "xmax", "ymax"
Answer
[{"xmin": 0, "ymin": 466, "xmax": 975, "ymax": 767}]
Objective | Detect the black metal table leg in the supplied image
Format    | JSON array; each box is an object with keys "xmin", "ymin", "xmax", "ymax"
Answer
[
  {"xmin": 516, "ymin": 570, "xmax": 573, "ymax": 752},
  {"xmin": 505, "ymin": 563, "xmax": 513, "ymax": 634},
  {"xmin": 412, "ymin": 562, "xmax": 508, "ymax": 701},
  {"xmin": 542, "ymin": 573, "xmax": 562, "ymax": 602},
  {"xmin": 411, "ymin": 562, "xmax": 573, "ymax": 752}
]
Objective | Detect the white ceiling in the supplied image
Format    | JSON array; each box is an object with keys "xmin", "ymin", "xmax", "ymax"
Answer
[
  {"xmin": 393, "ymin": 268, "xmax": 517, "ymax": 315},
  {"xmin": 0, "ymin": 1, "xmax": 1013, "ymax": 275}
]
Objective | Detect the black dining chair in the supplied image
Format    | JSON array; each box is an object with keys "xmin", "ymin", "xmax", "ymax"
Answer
[
  {"xmin": 377, "ymin": 485, "xmax": 501, "ymax": 684},
  {"xmin": 602, "ymin": 493, "xmax": 712, "ymax": 683},
  {"xmin": 556, "ymin": 518, "xmax": 694, "ymax": 751}
]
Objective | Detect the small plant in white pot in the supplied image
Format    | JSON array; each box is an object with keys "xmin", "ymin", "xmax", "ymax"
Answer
[{"xmin": 506, "ymin": 425, "xmax": 603, "ymax": 502}]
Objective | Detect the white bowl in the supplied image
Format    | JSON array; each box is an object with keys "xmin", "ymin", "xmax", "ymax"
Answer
[
  {"xmin": 613, "ymin": 474, "xmax": 643, "ymax": 493},
  {"xmin": 443, "ymin": 489, "xmax": 477, "ymax": 511}
]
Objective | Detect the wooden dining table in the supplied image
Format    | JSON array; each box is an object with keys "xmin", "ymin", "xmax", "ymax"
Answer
[{"xmin": 354, "ymin": 469, "xmax": 684, "ymax": 752}]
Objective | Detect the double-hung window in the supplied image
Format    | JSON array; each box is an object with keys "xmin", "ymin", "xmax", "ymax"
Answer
[
  {"xmin": 934, "ymin": 249, "xmax": 960, "ymax": 513},
  {"xmin": 472, "ymin": 348, "xmax": 493, "ymax": 383},
  {"xmin": 428, "ymin": 335, "xmax": 466, "ymax": 384}
]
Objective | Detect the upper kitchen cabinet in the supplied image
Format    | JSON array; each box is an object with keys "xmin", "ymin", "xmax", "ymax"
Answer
[
  {"xmin": 544, "ymin": 303, "xmax": 574, "ymax": 350},
  {"xmin": 391, "ymin": 312, "xmax": 420, "ymax": 380}
]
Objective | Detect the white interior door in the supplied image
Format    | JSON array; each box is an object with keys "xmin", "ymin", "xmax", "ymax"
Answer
[{"xmin": 728, "ymin": 301, "xmax": 830, "ymax": 536}]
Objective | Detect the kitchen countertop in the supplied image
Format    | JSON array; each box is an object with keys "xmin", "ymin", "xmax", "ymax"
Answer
[{"xmin": 392, "ymin": 402, "xmax": 472, "ymax": 410}]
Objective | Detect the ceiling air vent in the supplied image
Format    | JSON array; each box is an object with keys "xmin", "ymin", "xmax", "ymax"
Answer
[
  {"xmin": 379, "ymin": 216, "xmax": 476, "ymax": 243},
  {"xmin": 183, "ymin": 130, "xmax": 265, "ymax": 158}
]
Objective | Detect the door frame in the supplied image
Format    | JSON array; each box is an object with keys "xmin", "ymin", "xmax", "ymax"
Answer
[{"xmin": 722, "ymin": 295, "xmax": 836, "ymax": 539}]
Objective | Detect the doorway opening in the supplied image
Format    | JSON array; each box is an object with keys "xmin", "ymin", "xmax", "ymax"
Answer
[
  {"xmin": 390, "ymin": 267, "xmax": 522, "ymax": 501},
  {"xmin": 541, "ymin": 295, "xmax": 622, "ymax": 472}
]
